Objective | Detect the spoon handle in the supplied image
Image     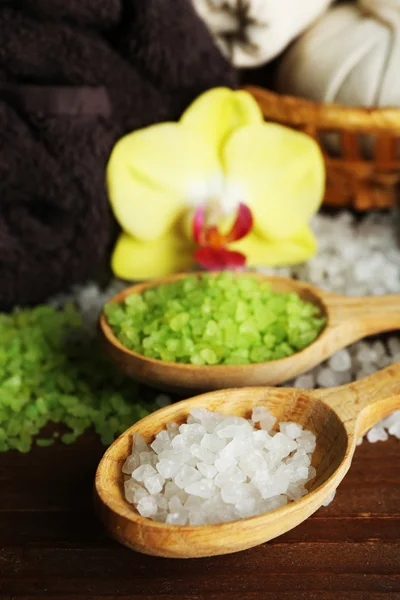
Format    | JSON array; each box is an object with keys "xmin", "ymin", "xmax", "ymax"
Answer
[
  {"xmin": 314, "ymin": 362, "xmax": 400, "ymax": 438},
  {"xmin": 323, "ymin": 293, "xmax": 400, "ymax": 337}
]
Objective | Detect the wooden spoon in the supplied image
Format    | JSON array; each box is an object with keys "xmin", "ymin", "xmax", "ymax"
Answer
[
  {"xmin": 95, "ymin": 362, "xmax": 400, "ymax": 558},
  {"xmin": 99, "ymin": 272, "xmax": 400, "ymax": 393}
]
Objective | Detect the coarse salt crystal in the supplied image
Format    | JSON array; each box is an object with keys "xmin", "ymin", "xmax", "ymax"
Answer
[
  {"xmin": 259, "ymin": 416, "xmax": 277, "ymax": 432},
  {"xmin": 197, "ymin": 462, "xmax": 218, "ymax": 478},
  {"xmin": 322, "ymin": 490, "xmax": 336, "ymax": 507},
  {"xmin": 317, "ymin": 367, "xmax": 339, "ymax": 388},
  {"xmin": 200, "ymin": 432, "xmax": 226, "ymax": 452},
  {"xmin": 132, "ymin": 464, "xmax": 157, "ymax": 482},
  {"xmin": 366, "ymin": 426, "xmax": 389, "ymax": 443},
  {"xmin": 329, "ymin": 350, "xmax": 352, "ymax": 373},
  {"xmin": 124, "ymin": 479, "xmax": 148, "ymax": 504},
  {"xmin": 185, "ymin": 478, "xmax": 216, "ymax": 499},
  {"xmin": 137, "ymin": 496, "xmax": 158, "ymax": 518},
  {"xmin": 279, "ymin": 422, "xmax": 303, "ymax": 439},
  {"xmin": 123, "ymin": 407, "xmax": 319, "ymax": 525},
  {"xmin": 251, "ymin": 407, "xmax": 273, "ymax": 423},
  {"xmin": 150, "ymin": 430, "xmax": 171, "ymax": 454},
  {"xmin": 144, "ymin": 473, "xmax": 165, "ymax": 495},
  {"xmin": 132, "ymin": 432, "xmax": 149, "ymax": 454},
  {"xmin": 174, "ymin": 465, "xmax": 202, "ymax": 489},
  {"xmin": 294, "ymin": 374, "xmax": 315, "ymax": 389},
  {"xmin": 122, "ymin": 454, "xmax": 139, "ymax": 475},
  {"xmin": 179, "ymin": 423, "xmax": 206, "ymax": 441}
]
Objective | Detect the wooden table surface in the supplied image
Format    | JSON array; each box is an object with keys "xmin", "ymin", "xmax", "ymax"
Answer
[{"xmin": 1, "ymin": 431, "xmax": 399, "ymax": 600}]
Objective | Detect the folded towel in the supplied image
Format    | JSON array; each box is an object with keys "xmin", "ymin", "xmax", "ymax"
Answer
[
  {"xmin": 0, "ymin": 2, "xmax": 237, "ymax": 310},
  {"xmin": 116, "ymin": 0, "xmax": 238, "ymax": 113}
]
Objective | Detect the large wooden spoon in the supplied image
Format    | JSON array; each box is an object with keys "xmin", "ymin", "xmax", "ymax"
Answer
[
  {"xmin": 95, "ymin": 362, "xmax": 400, "ymax": 558},
  {"xmin": 99, "ymin": 272, "xmax": 400, "ymax": 393}
]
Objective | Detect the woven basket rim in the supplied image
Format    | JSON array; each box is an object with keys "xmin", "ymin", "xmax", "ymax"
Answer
[{"xmin": 245, "ymin": 85, "xmax": 400, "ymax": 134}]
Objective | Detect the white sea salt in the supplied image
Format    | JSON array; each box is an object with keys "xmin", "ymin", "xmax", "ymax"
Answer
[
  {"xmin": 329, "ymin": 349, "xmax": 352, "ymax": 373},
  {"xmin": 294, "ymin": 374, "xmax": 315, "ymax": 389},
  {"xmin": 280, "ymin": 422, "xmax": 303, "ymax": 439},
  {"xmin": 137, "ymin": 495, "xmax": 158, "ymax": 518},
  {"xmin": 144, "ymin": 473, "xmax": 165, "ymax": 495},
  {"xmin": 123, "ymin": 407, "xmax": 317, "ymax": 525},
  {"xmin": 366, "ymin": 426, "xmax": 389, "ymax": 443},
  {"xmin": 132, "ymin": 464, "xmax": 156, "ymax": 482},
  {"xmin": 317, "ymin": 368, "xmax": 340, "ymax": 388},
  {"xmin": 322, "ymin": 490, "xmax": 337, "ymax": 507}
]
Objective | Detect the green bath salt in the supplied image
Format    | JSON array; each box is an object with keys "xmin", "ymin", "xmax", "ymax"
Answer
[
  {"xmin": 105, "ymin": 273, "xmax": 326, "ymax": 366},
  {"xmin": 0, "ymin": 304, "xmax": 157, "ymax": 453}
]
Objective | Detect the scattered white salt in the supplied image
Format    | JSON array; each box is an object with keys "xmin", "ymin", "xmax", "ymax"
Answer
[
  {"xmin": 294, "ymin": 374, "xmax": 315, "ymax": 389},
  {"xmin": 329, "ymin": 350, "xmax": 352, "ymax": 373},
  {"xmin": 322, "ymin": 489, "xmax": 337, "ymax": 507},
  {"xmin": 317, "ymin": 368, "xmax": 339, "ymax": 388},
  {"xmin": 256, "ymin": 211, "xmax": 400, "ymax": 444},
  {"xmin": 366, "ymin": 426, "xmax": 389, "ymax": 443},
  {"xmin": 388, "ymin": 337, "xmax": 400, "ymax": 357},
  {"xmin": 123, "ymin": 407, "xmax": 317, "ymax": 525}
]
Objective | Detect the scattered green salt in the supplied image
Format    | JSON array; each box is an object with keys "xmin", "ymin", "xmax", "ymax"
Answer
[
  {"xmin": 36, "ymin": 439, "xmax": 55, "ymax": 448},
  {"xmin": 0, "ymin": 304, "xmax": 158, "ymax": 453},
  {"xmin": 106, "ymin": 273, "xmax": 326, "ymax": 365}
]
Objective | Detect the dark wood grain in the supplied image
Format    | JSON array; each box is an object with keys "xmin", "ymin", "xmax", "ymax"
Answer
[{"xmin": 0, "ymin": 432, "xmax": 399, "ymax": 599}]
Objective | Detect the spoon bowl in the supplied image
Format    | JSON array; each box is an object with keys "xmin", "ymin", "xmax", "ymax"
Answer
[
  {"xmin": 99, "ymin": 272, "xmax": 400, "ymax": 393},
  {"xmin": 95, "ymin": 363, "xmax": 400, "ymax": 558}
]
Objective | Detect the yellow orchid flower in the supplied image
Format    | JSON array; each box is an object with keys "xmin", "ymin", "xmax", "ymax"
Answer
[{"xmin": 107, "ymin": 87, "xmax": 325, "ymax": 280}]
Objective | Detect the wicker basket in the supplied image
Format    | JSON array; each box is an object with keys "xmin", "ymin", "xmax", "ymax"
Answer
[{"xmin": 245, "ymin": 86, "xmax": 400, "ymax": 211}]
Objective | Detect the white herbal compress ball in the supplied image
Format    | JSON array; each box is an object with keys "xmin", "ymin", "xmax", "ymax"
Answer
[
  {"xmin": 276, "ymin": 0, "xmax": 400, "ymax": 107},
  {"xmin": 192, "ymin": 0, "xmax": 334, "ymax": 68}
]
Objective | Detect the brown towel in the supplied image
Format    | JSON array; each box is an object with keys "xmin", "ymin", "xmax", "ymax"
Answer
[{"xmin": 0, "ymin": 1, "xmax": 237, "ymax": 310}]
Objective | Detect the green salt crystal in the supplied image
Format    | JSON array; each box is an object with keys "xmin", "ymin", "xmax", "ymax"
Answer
[
  {"xmin": 61, "ymin": 432, "xmax": 77, "ymax": 445},
  {"xmin": 200, "ymin": 348, "xmax": 218, "ymax": 365},
  {"xmin": 204, "ymin": 320, "xmax": 218, "ymax": 338},
  {"xmin": 36, "ymin": 439, "xmax": 55, "ymax": 448},
  {"xmin": 190, "ymin": 353, "xmax": 206, "ymax": 366},
  {"xmin": 105, "ymin": 273, "xmax": 325, "ymax": 367},
  {"xmin": 0, "ymin": 303, "xmax": 159, "ymax": 453}
]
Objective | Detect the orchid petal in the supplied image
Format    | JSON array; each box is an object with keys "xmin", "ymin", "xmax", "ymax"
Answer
[
  {"xmin": 112, "ymin": 228, "xmax": 195, "ymax": 280},
  {"xmin": 225, "ymin": 202, "xmax": 253, "ymax": 243},
  {"xmin": 231, "ymin": 225, "xmax": 317, "ymax": 266},
  {"xmin": 107, "ymin": 123, "xmax": 221, "ymax": 242},
  {"xmin": 181, "ymin": 88, "xmax": 263, "ymax": 152},
  {"xmin": 222, "ymin": 123, "xmax": 325, "ymax": 241},
  {"xmin": 192, "ymin": 204, "xmax": 205, "ymax": 244},
  {"xmin": 194, "ymin": 247, "xmax": 246, "ymax": 271}
]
